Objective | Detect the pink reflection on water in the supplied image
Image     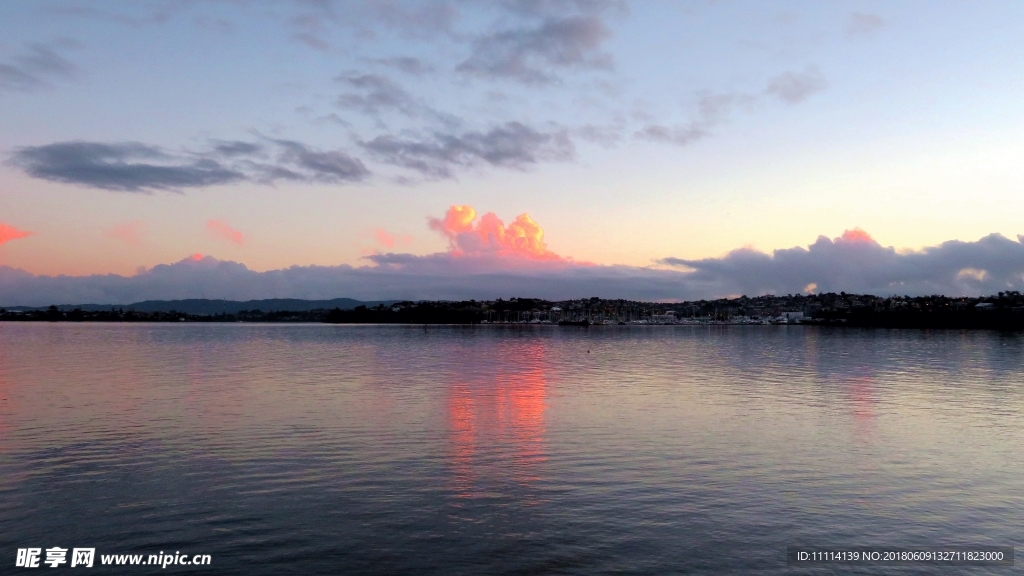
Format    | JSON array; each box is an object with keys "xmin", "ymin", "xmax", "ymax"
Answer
[
  {"xmin": 848, "ymin": 375, "xmax": 877, "ymax": 442},
  {"xmin": 0, "ymin": 373, "xmax": 10, "ymax": 455},
  {"xmin": 446, "ymin": 341, "xmax": 548, "ymax": 499}
]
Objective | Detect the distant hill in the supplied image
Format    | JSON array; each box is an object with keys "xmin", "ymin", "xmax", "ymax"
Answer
[{"xmin": 5, "ymin": 298, "xmax": 398, "ymax": 315}]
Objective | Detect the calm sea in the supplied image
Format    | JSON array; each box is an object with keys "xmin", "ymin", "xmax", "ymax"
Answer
[{"xmin": 0, "ymin": 324, "xmax": 1021, "ymax": 574}]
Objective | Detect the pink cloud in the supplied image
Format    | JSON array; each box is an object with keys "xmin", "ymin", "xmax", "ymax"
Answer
[
  {"xmin": 0, "ymin": 223, "xmax": 32, "ymax": 247},
  {"xmin": 206, "ymin": 219, "xmax": 245, "ymax": 245},
  {"xmin": 839, "ymin": 227, "xmax": 875, "ymax": 244},
  {"xmin": 427, "ymin": 205, "xmax": 567, "ymax": 261},
  {"xmin": 375, "ymin": 228, "xmax": 412, "ymax": 249},
  {"xmin": 105, "ymin": 220, "xmax": 146, "ymax": 246}
]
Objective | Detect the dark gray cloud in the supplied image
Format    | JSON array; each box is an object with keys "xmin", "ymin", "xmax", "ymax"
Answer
[
  {"xmin": 660, "ymin": 231, "xmax": 1024, "ymax": 297},
  {"xmin": 764, "ymin": 66, "xmax": 826, "ymax": 104},
  {"xmin": 336, "ymin": 73, "xmax": 417, "ymax": 115},
  {"xmin": 457, "ymin": 15, "xmax": 612, "ymax": 83},
  {"xmin": 0, "ymin": 43, "xmax": 78, "ymax": 92},
  {"xmin": 9, "ymin": 139, "xmax": 369, "ymax": 192},
  {"xmin": 269, "ymin": 139, "xmax": 371, "ymax": 183},
  {"xmin": 361, "ymin": 122, "xmax": 574, "ymax": 178},
  {"xmin": 9, "ymin": 142, "xmax": 243, "ymax": 192}
]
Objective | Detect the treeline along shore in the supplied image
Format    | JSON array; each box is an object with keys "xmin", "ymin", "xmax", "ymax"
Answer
[{"xmin": 3, "ymin": 292, "xmax": 1024, "ymax": 329}]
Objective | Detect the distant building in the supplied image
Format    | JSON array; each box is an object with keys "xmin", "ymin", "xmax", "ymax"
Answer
[
  {"xmin": 651, "ymin": 313, "xmax": 676, "ymax": 323},
  {"xmin": 781, "ymin": 311, "xmax": 804, "ymax": 323}
]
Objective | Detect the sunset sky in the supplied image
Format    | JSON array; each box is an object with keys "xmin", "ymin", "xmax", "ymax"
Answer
[{"xmin": 3, "ymin": 1, "xmax": 1024, "ymax": 304}]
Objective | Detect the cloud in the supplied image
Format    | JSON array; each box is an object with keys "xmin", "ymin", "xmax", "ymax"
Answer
[
  {"xmin": 206, "ymin": 220, "xmax": 245, "ymax": 245},
  {"xmin": 50, "ymin": 4, "xmax": 182, "ymax": 28},
  {"xmin": 375, "ymin": 228, "xmax": 412, "ymax": 248},
  {"xmin": 635, "ymin": 93, "xmax": 743, "ymax": 146},
  {"xmin": 572, "ymin": 124, "xmax": 623, "ymax": 146},
  {"xmin": 634, "ymin": 123, "xmax": 710, "ymax": 146},
  {"xmin": 367, "ymin": 56, "xmax": 434, "ymax": 75},
  {"xmin": 336, "ymin": 73, "xmax": 418, "ymax": 115},
  {"xmin": 498, "ymin": 0, "xmax": 623, "ymax": 17},
  {"xmin": 5, "ymin": 216, "xmax": 1024, "ymax": 305},
  {"xmin": 847, "ymin": 12, "xmax": 885, "ymax": 37},
  {"xmin": 105, "ymin": 220, "xmax": 146, "ymax": 246},
  {"xmin": 0, "ymin": 253, "xmax": 689, "ymax": 306},
  {"xmin": 427, "ymin": 204, "xmax": 566, "ymax": 261},
  {"xmin": 288, "ymin": 2, "xmax": 460, "ymax": 49},
  {"xmin": 0, "ymin": 205, "xmax": 682, "ymax": 305},
  {"xmin": 0, "ymin": 43, "xmax": 78, "ymax": 93},
  {"xmin": 457, "ymin": 16, "xmax": 612, "ymax": 83},
  {"xmin": 9, "ymin": 142, "xmax": 245, "ymax": 192},
  {"xmin": 268, "ymin": 139, "xmax": 371, "ymax": 183},
  {"xmin": 637, "ymin": 69, "xmax": 826, "ymax": 146},
  {"xmin": 362, "ymin": 122, "xmax": 574, "ymax": 178},
  {"xmin": 0, "ymin": 223, "xmax": 32, "ymax": 247},
  {"xmin": 660, "ymin": 229, "xmax": 1024, "ymax": 297},
  {"xmin": 764, "ymin": 66, "xmax": 827, "ymax": 104},
  {"xmin": 8, "ymin": 139, "xmax": 369, "ymax": 192}
]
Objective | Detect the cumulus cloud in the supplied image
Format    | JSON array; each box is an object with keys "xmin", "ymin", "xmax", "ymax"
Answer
[
  {"xmin": 206, "ymin": 220, "xmax": 245, "ymax": 245},
  {"xmin": 362, "ymin": 122, "xmax": 574, "ymax": 178},
  {"xmin": 8, "ymin": 139, "xmax": 369, "ymax": 192},
  {"xmin": 457, "ymin": 15, "xmax": 612, "ymax": 83},
  {"xmin": 428, "ymin": 205, "xmax": 566, "ymax": 261},
  {"xmin": 0, "ymin": 42, "xmax": 78, "ymax": 93},
  {"xmin": 105, "ymin": 220, "xmax": 146, "ymax": 246},
  {"xmin": 0, "ymin": 223, "xmax": 32, "ymax": 247},
  {"xmin": 660, "ymin": 229, "xmax": 1024, "ymax": 297},
  {"xmin": 764, "ymin": 66, "xmax": 827, "ymax": 104}
]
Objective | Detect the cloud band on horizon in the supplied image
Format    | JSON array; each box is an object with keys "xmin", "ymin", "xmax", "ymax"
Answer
[{"xmin": 2, "ymin": 206, "xmax": 1024, "ymax": 306}]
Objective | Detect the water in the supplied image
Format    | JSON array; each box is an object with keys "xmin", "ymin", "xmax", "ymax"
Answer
[{"xmin": 0, "ymin": 324, "xmax": 1021, "ymax": 574}]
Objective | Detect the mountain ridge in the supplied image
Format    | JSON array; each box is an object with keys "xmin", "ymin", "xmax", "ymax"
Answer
[{"xmin": 4, "ymin": 298, "xmax": 398, "ymax": 315}]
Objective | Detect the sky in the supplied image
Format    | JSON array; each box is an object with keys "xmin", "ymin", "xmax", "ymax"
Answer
[{"xmin": 2, "ymin": 0, "xmax": 1024, "ymax": 304}]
